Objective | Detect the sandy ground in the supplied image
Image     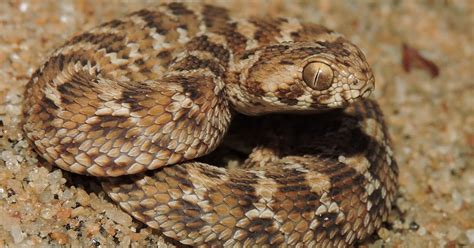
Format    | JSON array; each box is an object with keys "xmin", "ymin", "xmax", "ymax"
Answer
[{"xmin": 0, "ymin": 0, "xmax": 473, "ymax": 247}]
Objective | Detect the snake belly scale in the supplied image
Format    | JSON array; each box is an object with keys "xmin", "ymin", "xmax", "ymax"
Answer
[{"xmin": 22, "ymin": 2, "xmax": 398, "ymax": 247}]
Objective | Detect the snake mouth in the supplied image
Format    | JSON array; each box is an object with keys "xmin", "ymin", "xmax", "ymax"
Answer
[{"xmin": 320, "ymin": 69, "xmax": 375, "ymax": 108}]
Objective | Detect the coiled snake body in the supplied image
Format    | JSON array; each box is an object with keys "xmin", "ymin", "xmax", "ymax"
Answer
[{"xmin": 23, "ymin": 3, "xmax": 398, "ymax": 247}]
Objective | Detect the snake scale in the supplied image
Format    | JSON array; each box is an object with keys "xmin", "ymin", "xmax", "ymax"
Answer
[{"xmin": 22, "ymin": 2, "xmax": 398, "ymax": 247}]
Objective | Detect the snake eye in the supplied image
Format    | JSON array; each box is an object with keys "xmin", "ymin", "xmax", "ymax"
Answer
[{"xmin": 302, "ymin": 62, "xmax": 334, "ymax": 90}]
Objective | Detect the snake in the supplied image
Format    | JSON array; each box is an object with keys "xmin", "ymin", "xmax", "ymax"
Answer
[{"xmin": 22, "ymin": 2, "xmax": 398, "ymax": 247}]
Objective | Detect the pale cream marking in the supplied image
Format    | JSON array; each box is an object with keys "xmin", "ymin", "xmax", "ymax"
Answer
[
  {"xmin": 187, "ymin": 164, "xmax": 229, "ymax": 190},
  {"xmin": 235, "ymin": 19, "xmax": 258, "ymax": 40},
  {"xmin": 277, "ymin": 18, "xmax": 302, "ymax": 42},
  {"xmin": 177, "ymin": 27, "xmax": 191, "ymax": 44},
  {"xmin": 305, "ymin": 171, "xmax": 331, "ymax": 195},
  {"xmin": 52, "ymin": 43, "xmax": 99, "ymax": 57},
  {"xmin": 151, "ymin": 63, "xmax": 166, "ymax": 75},
  {"xmin": 104, "ymin": 52, "xmax": 130, "ymax": 66},
  {"xmin": 126, "ymin": 43, "xmax": 142, "ymax": 59},
  {"xmin": 253, "ymin": 176, "xmax": 279, "ymax": 202},
  {"xmin": 362, "ymin": 118, "xmax": 384, "ymax": 144},
  {"xmin": 258, "ymin": 64, "xmax": 299, "ymax": 92},
  {"xmin": 234, "ymin": 19, "xmax": 260, "ymax": 50},
  {"xmin": 187, "ymin": 50, "xmax": 225, "ymax": 65},
  {"xmin": 52, "ymin": 28, "xmax": 125, "ymax": 57},
  {"xmin": 151, "ymin": 33, "xmax": 172, "ymax": 50},
  {"xmin": 315, "ymin": 31, "xmax": 344, "ymax": 43},
  {"xmin": 206, "ymin": 32, "xmax": 229, "ymax": 49},
  {"xmin": 51, "ymin": 63, "xmax": 75, "ymax": 86},
  {"xmin": 339, "ymin": 154, "xmax": 370, "ymax": 175}
]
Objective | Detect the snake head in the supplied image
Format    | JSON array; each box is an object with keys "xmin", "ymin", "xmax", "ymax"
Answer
[{"xmin": 231, "ymin": 36, "xmax": 374, "ymax": 115}]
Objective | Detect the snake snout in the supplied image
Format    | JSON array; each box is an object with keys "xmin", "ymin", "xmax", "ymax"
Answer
[
  {"xmin": 363, "ymin": 75, "xmax": 375, "ymax": 96},
  {"xmin": 341, "ymin": 76, "xmax": 375, "ymax": 103}
]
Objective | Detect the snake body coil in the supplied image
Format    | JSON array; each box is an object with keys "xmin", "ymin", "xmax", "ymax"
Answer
[{"xmin": 23, "ymin": 3, "xmax": 398, "ymax": 247}]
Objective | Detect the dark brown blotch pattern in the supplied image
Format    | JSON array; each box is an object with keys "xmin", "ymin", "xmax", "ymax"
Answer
[
  {"xmin": 173, "ymin": 55, "xmax": 225, "ymax": 78},
  {"xmin": 202, "ymin": 4, "xmax": 230, "ymax": 29},
  {"xmin": 250, "ymin": 18, "xmax": 287, "ymax": 44},
  {"xmin": 186, "ymin": 36, "xmax": 230, "ymax": 64}
]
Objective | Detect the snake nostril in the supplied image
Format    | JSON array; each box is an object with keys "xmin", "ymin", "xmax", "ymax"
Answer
[{"xmin": 303, "ymin": 62, "xmax": 334, "ymax": 91}]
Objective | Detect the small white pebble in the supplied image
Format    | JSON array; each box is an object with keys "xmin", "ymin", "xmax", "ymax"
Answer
[
  {"xmin": 2, "ymin": 150, "xmax": 20, "ymax": 173},
  {"xmin": 62, "ymin": 189, "xmax": 73, "ymax": 200},
  {"xmin": 71, "ymin": 206, "xmax": 86, "ymax": 218},
  {"xmin": 10, "ymin": 224, "xmax": 24, "ymax": 244},
  {"xmin": 121, "ymin": 236, "xmax": 131, "ymax": 247},
  {"xmin": 39, "ymin": 190, "xmax": 54, "ymax": 203},
  {"xmin": 9, "ymin": 53, "xmax": 20, "ymax": 62},
  {"xmin": 338, "ymin": 155, "xmax": 346, "ymax": 163},
  {"xmin": 6, "ymin": 91, "xmax": 22, "ymax": 105},
  {"xmin": 105, "ymin": 208, "xmax": 133, "ymax": 226},
  {"xmin": 417, "ymin": 226, "xmax": 427, "ymax": 236},
  {"xmin": 377, "ymin": 227, "xmax": 390, "ymax": 240},
  {"xmin": 48, "ymin": 170, "xmax": 63, "ymax": 183},
  {"xmin": 451, "ymin": 190, "xmax": 463, "ymax": 211},
  {"xmin": 40, "ymin": 207, "xmax": 55, "ymax": 220},
  {"xmin": 60, "ymin": 15, "xmax": 70, "ymax": 23},
  {"xmin": 0, "ymin": 188, "xmax": 6, "ymax": 199},
  {"xmin": 432, "ymin": 231, "xmax": 445, "ymax": 239},
  {"xmin": 447, "ymin": 226, "xmax": 461, "ymax": 241},
  {"xmin": 28, "ymin": 167, "xmax": 49, "ymax": 194},
  {"xmin": 466, "ymin": 229, "xmax": 474, "ymax": 244},
  {"xmin": 19, "ymin": 2, "xmax": 29, "ymax": 12}
]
